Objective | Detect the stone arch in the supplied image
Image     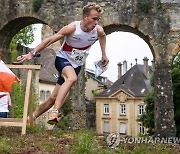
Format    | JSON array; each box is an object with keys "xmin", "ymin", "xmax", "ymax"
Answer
[
  {"xmin": 103, "ymin": 24, "xmax": 155, "ymax": 59},
  {"xmin": 0, "ymin": 17, "xmax": 46, "ymax": 61}
]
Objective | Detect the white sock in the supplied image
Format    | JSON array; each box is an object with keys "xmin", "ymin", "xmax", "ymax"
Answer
[
  {"xmin": 33, "ymin": 113, "xmax": 36, "ymax": 120},
  {"xmin": 51, "ymin": 109, "xmax": 59, "ymax": 115}
]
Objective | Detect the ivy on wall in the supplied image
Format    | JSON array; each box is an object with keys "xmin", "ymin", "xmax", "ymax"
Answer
[
  {"xmin": 33, "ymin": 0, "xmax": 43, "ymax": 12},
  {"xmin": 137, "ymin": 0, "xmax": 152, "ymax": 13}
]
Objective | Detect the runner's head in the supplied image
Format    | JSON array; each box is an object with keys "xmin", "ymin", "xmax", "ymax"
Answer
[
  {"xmin": 82, "ymin": 3, "xmax": 103, "ymax": 31},
  {"xmin": 83, "ymin": 3, "xmax": 103, "ymax": 16}
]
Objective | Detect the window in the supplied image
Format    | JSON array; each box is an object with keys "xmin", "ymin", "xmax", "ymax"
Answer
[
  {"xmin": 40, "ymin": 90, "xmax": 45, "ymax": 102},
  {"xmin": 120, "ymin": 123, "xmax": 126, "ymax": 134},
  {"xmin": 138, "ymin": 123, "xmax": 145, "ymax": 134},
  {"xmin": 46, "ymin": 91, "xmax": 50, "ymax": 100},
  {"xmin": 40, "ymin": 90, "xmax": 51, "ymax": 102},
  {"xmin": 120, "ymin": 104, "xmax": 126, "ymax": 115},
  {"xmin": 138, "ymin": 105, "xmax": 144, "ymax": 115},
  {"xmin": 103, "ymin": 104, "xmax": 109, "ymax": 114},
  {"xmin": 103, "ymin": 121, "xmax": 110, "ymax": 133}
]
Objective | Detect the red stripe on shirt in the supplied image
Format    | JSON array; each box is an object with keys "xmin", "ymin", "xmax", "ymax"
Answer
[{"xmin": 62, "ymin": 42, "xmax": 91, "ymax": 52}]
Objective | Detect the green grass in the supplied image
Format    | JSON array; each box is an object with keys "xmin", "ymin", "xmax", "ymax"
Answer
[
  {"xmin": 26, "ymin": 124, "xmax": 46, "ymax": 134},
  {"xmin": 36, "ymin": 141, "xmax": 56, "ymax": 150},
  {"xmin": 0, "ymin": 127, "xmax": 179, "ymax": 154},
  {"xmin": 0, "ymin": 138, "xmax": 14, "ymax": 153},
  {"xmin": 70, "ymin": 130, "xmax": 95, "ymax": 154},
  {"xmin": 53, "ymin": 130, "xmax": 65, "ymax": 138}
]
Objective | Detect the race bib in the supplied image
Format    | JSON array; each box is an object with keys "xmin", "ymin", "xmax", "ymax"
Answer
[{"xmin": 71, "ymin": 48, "xmax": 89, "ymax": 65}]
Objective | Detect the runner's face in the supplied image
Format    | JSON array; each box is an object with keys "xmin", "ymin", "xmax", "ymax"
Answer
[{"xmin": 84, "ymin": 9, "xmax": 101, "ymax": 31}]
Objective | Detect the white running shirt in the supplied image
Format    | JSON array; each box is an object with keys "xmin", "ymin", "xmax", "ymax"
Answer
[
  {"xmin": 57, "ymin": 21, "xmax": 98, "ymax": 68},
  {"xmin": 0, "ymin": 92, "xmax": 9, "ymax": 112}
]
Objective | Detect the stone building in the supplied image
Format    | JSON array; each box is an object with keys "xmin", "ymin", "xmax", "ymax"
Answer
[
  {"xmin": 96, "ymin": 58, "xmax": 153, "ymax": 136},
  {"xmin": 85, "ymin": 69, "xmax": 112, "ymax": 100},
  {"xmin": 85, "ymin": 69, "xmax": 112, "ymax": 128}
]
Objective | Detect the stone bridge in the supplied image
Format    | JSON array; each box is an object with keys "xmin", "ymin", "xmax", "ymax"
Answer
[{"xmin": 0, "ymin": 0, "xmax": 179, "ymax": 137}]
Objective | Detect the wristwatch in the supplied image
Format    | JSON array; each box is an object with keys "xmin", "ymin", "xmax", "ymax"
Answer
[{"xmin": 29, "ymin": 50, "xmax": 36, "ymax": 56}]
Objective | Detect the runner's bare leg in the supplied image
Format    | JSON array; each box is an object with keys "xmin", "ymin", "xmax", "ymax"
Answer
[
  {"xmin": 53, "ymin": 66, "xmax": 77, "ymax": 110},
  {"xmin": 33, "ymin": 84, "xmax": 60, "ymax": 118},
  {"xmin": 34, "ymin": 83, "xmax": 69, "ymax": 119}
]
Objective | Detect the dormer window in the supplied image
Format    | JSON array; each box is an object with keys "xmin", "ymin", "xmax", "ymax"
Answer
[{"xmin": 53, "ymin": 74, "xmax": 59, "ymax": 79}]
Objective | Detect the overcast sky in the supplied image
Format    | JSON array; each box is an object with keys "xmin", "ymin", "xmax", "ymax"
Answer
[{"xmin": 28, "ymin": 24, "xmax": 153, "ymax": 82}]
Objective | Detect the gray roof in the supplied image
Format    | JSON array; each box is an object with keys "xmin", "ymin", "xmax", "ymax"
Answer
[
  {"xmin": 86, "ymin": 70, "xmax": 109, "ymax": 87},
  {"xmin": 99, "ymin": 64, "xmax": 153, "ymax": 97},
  {"xmin": 39, "ymin": 48, "xmax": 58, "ymax": 84}
]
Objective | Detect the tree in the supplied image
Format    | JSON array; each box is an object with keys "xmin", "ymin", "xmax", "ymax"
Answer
[
  {"xmin": 139, "ymin": 75, "xmax": 155, "ymax": 135},
  {"xmin": 139, "ymin": 54, "xmax": 180, "ymax": 137},
  {"xmin": 10, "ymin": 25, "xmax": 35, "ymax": 62},
  {"xmin": 10, "ymin": 25, "xmax": 36, "ymax": 117},
  {"xmin": 172, "ymin": 54, "xmax": 180, "ymax": 137},
  {"xmin": 11, "ymin": 25, "xmax": 35, "ymax": 46}
]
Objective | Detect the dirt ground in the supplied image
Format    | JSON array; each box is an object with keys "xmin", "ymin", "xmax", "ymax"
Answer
[
  {"xmin": 0, "ymin": 127, "xmax": 73, "ymax": 154},
  {"xmin": 0, "ymin": 127, "xmax": 180, "ymax": 154}
]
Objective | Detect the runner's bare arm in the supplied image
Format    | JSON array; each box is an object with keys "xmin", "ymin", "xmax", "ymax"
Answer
[
  {"xmin": 33, "ymin": 23, "xmax": 76, "ymax": 53},
  {"xmin": 17, "ymin": 23, "xmax": 76, "ymax": 63},
  {"xmin": 97, "ymin": 25, "xmax": 109, "ymax": 66}
]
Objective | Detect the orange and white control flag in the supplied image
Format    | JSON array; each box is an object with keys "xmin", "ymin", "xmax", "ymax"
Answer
[{"xmin": 0, "ymin": 60, "xmax": 20, "ymax": 92}]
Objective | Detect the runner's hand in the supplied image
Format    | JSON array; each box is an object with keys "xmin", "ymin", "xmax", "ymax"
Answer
[
  {"xmin": 101, "ymin": 55, "xmax": 109, "ymax": 67},
  {"xmin": 17, "ymin": 53, "xmax": 33, "ymax": 63}
]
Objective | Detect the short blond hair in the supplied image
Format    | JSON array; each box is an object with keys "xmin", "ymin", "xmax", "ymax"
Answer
[{"xmin": 83, "ymin": 3, "xmax": 103, "ymax": 15}]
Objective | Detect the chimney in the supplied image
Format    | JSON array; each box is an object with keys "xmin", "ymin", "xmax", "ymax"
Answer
[
  {"xmin": 117, "ymin": 62, "xmax": 122, "ymax": 78},
  {"xmin": 123, "ymin": 60, "xmax": 127, "ymax": 75},
  {"xmin": 130, "ymin": 63, "xmax": 133, "ymax": 68},
  {"xmin": 151, "ymin": 60, "xmax": 155, "ymax": 71},
  {"xmin": 143, "ymin": 57, "xmax": 149, "ymax": 78},
  {"xmin": 135, "ymin": 58, "xmax": 138, "ymax": 65}
]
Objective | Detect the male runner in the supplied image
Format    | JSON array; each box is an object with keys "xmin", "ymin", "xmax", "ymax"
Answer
[{"xmin": 17, "ymin": 3, "xmax": 109, "ymax": 125}]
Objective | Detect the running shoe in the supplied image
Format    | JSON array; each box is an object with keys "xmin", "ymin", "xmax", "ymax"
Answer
[{"xmin": 47, "ymin": 112, "xmax": 59, "ymax": 125}]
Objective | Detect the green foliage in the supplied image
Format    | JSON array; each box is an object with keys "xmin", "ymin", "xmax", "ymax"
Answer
[
  {"xmin": 71, "ymin": 131, "xmax": 95, "ymax": 154},
  {"xmin": 137, "ymin": 0, "xmax": 152, "ymax": 13},
  {"xmin": 139, "ymin": 54, "xmax": 180, "ymax": 137},
  {"xmin": 33, "ymin": 0, "xmax": 43, "ymax": 12},
  {"xmin": 10, "ymin": 25, "xmax": 35, "ymax": 62},
  {"xmin": 36, "ymin": 142, "xmax": 56, "ymax": 150},
  {"xmin": 156, "ymin": 2, "xmax": 162, "ymax": 10},
  {"xmin": 11, "ymin": 83, "xmax": 25, "ymax": 118},
  {"xmin": 139, "ymin": 88, "xmax": 155, "ymax": 135},
  {"xmin": 56, "ymin": 116, "xmax": 70, "ymax": 130},
  {"xmin": 53, "ymin": 130, "xmax": 65, "ymax": 138},
  {"xmin": 27, "ymin": 124, "xmax": 46, "ymax": 134},
  {"xmin": 10, "ymin": 43, "xmax": 18, "ymax": 62},
  {"xmin": 0, "ymin": 128, "xmax": 177, "ymax": 153},
  {"xmin": 11, "ymin": 83, "xmax": 38, "ymax": 118},
  {"xmin": 0, "ymin": 138, "xmax": 14, "ymax": 153},
  {"xmin": 61, "ymin": 97, "xmax": 73, "ymax": 116},
  {"xmin": 133, "ymin": 144, "xmax": 151, "ymax": 154},
  {"xmin": 172, "ymin": 54, "xmax": 180, "ymax": 137},
  {"xmin": 11, "ymin": 25, "xmax": 35, "ymax": 46}
]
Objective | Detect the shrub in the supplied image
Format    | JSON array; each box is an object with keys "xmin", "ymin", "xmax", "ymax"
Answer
[
  {"xmin": 137, "ymin": 0, "xmax": 152, "ymax": 13},
  {"xmin": 33, "ymin": 0, "xmax": 43, "ymax": 12}
]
